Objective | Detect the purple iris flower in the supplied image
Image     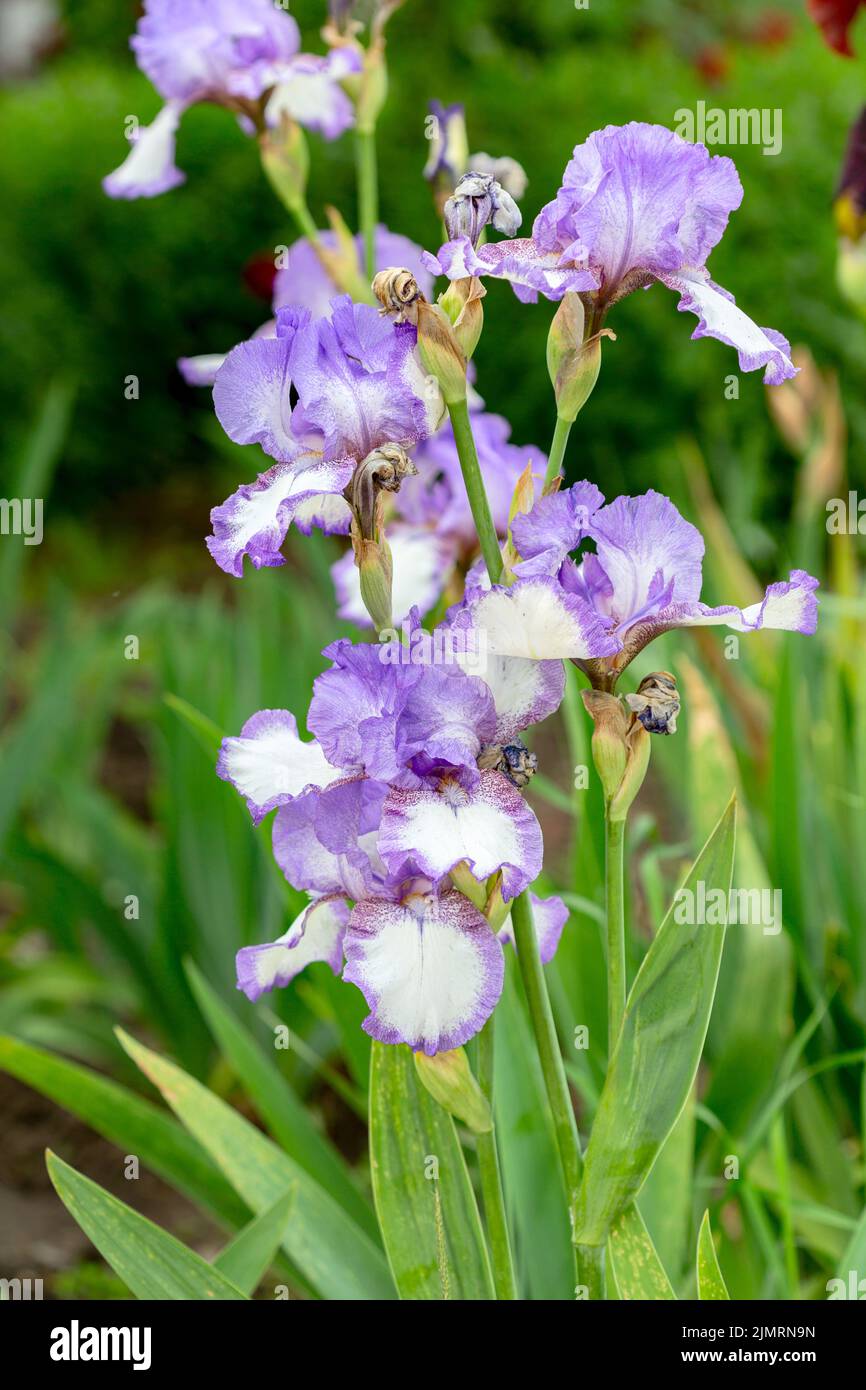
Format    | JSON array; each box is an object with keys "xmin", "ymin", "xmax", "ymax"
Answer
[
  {"xmin": 179, "ymin": 226, "xmax": 434, "ymax": 388},
  {"xmin": 451, "ymin": 483, "xmax": 818, "ymax": 684},
  {"xmin": 331, "ymin": 410, "xmax": 547, "ymax": 626},
  {"xmin": 218, "ymin": 627, "xmax": 569, "ymax": 1053},
  {"xmin": 103, "ymin": 0, "xmax": 360, "ymax": 200},
  {"xmin": 206, "ymin": 296, "xmax": 443, "ymax": 576},
  {"xmin": 425, "ymin": 121, "xmax": 795, "ymax": 383}
]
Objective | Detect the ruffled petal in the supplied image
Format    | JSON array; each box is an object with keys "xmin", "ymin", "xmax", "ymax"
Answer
[
  {"xmin": 217, "ymin": 709, "xmax": 342, "ymax": 824},
  {"xmin": 378, "ymin": 770, "xmax": 543, "ymax": 900},
  {"xmin": 423, "ymin": 236, "xmax": 597, "ymax": 302},
  {"xmin": 207, "ymin": 457, "xmax": 355, "ymax": 577},
  {"xmin": 498, "ymin": 891, "xmax": 568, "ymax": 965},
  {"xmin": 511, "ymin": 480, "xmax": 605, "ymax": 575},
  {"xmin": 535, "ymin": 122, "xmax": 743, "ymax": 289},
  {"xmin": 236, "ymin": 895, "xmax": 349, "ymax": 1002},
  {"xmin": 450, "ymin": 576, "xmax": 621, "ymax": 661},
  {"xmin": 473, "ymin": 655, "xmax": 565, "ymax": 741},
  {"xmin": 585, "ymin": 489, "xmax": 705, "ymax": 631},
  {"xmin": 659, "ymin": 269, "xmax": 797, "ymax": 384},
  {"xmin": 677, "ymin": 569, "xmax": 819, "ymax": 635},
  {"xmin": 103, "ymin": 101, "xmax": 186, "ymax": 200},
  {"xmin": 342, "ymin": 890, "xmax": 504, "ymax": 1054}
]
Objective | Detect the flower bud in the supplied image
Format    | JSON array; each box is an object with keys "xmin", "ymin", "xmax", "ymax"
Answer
[
  {"xmin": 416, "ymin": 299, "xmax": 468, "ymax": 404},
  {"xmin": 372, "ymin": 266, "xmax": 425, "ymax": 324},
  {"xmin": 438, "ymin": 276, "xmax": 485, "ymax": 358},
  {"xmin": 608, "ymin": 721, "xmax": 650, "ymax": 824},
  {"xmin": 414, "ymin": 1047, "xmax": 493, "ymax": 1133},
  {"xmin": 581, "ymin": 690, "xmax": 628, "ymax": 802},
  {"xmin": 424, "ymin": 100, "xmax": 469, "ymax": 216},
  {"xmin": 444, "ymin": 171, "xmax": 522, "ymax": 245},
  {"xmin": 356, "ymin": 535, "xmax": 394, "ymax": 633},
  {"xmin": 467, "ymin": 152, "xmax": 528, "ymax": 201},
  {"xmin": 259, "ymin": 118, "xmax": 309, "ymax": 213},
  {"xmin": 547, "ymin": 294, "xmax": 611, "ymax": 423}
]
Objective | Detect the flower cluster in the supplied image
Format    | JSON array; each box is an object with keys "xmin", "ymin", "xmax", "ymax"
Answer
[
  {"xmin": 425, "ymin": 121, "xmax": 796, "ymax": 384},
  {"xmin": 450, "ymin": 483, "xmax": 819, "ymax": 687},
  {"xmin": 218, "ymin": 624, "xmax": 567, "ymax": 1053},
  {"xmin": 205, "ymin": 295, "xmax": 442, "ymax": 576}
]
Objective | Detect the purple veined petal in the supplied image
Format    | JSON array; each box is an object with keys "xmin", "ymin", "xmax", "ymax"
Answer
[
  {"xmin": 290, "ymin": 299, "xmax": 433, "ymax": 461},
  {"xmin": 213, "ymin": 333, "xmax": 302, "ymax": 461},
  {"xmin": 423, "ymin": 236, "xmax": 598, "ymax": 302},
  {"xmin": 395, "ymin": 664, "xmax": 498, "ymax": 779},
  {"xmin": 103, "ymin": 100, "xmax": 187, "ymax": 199},
  {"xmin": 207, "ymin": 456, "xmax": 355, "ymax": 577},
  {"xmin": 378, "ymin": 769, "xmax": 543, "ymax": 901},
  {"xmin": 265, "ymin": 51, "xmax": 359, "ymax": 139},
  {"xmin": 217, "ymin": 709, "xmax": 342, "ymax": 824},
  {"xmin": 535, "ymin": 122, "xmax": 744, "ymax": 293},
  {"xmin": 272, "ymin": 781, "xmax": 387, "ymax": 898},
  {"xmin": 511, "ymin": 480, "xmax": 605, "ymax": 576},
  {"xmin": 658, "ymin": 269, "xmax": 797, "ymax": 384},
  {"xmin": 273, "ymin": 227, "xmax": 435, "ymax": 320},
  {"xmin": 332, "ymin": 526, "xmax": 458, "ymax": 626},
  {"xmin": 179, "ymin": 319, "xmax": 276, "ymax": 389},
  {"xmin": 587, "ymin": 490, "xmax": 705, "ymax": 632},
  {"xmin": 498, "ymin": 891, "xmax": 568, "ymax": 965},
  {"xmin": 131, "ymin": 0, "xmax": 300, "ymax": 105},
  {"xmin": 308, "ymin": 639, "xmax": 423, "ymax": 775},
  {"xmin": 342, "ymin": 889, "xmax": 504, "ymax": 1054},
  {"xmin": 677, "ymin": 569, "xmax": 819, "ymax": 635},
  {"xmin": 450, "ymin": 576, "xmax": 621, "ymax": 661},
  {"xmin": 236, "ymin": 894, "xmax": 349, "ymax": 1002}
]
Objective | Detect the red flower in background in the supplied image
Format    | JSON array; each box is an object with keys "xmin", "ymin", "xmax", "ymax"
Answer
[{"xmin": 808, "ymin": 0, "xmax": 865, "ymax": 55}]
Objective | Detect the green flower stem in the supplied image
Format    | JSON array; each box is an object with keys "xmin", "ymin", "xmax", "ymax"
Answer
[
  {"xmin": 355, "ymin": 128, "xmax": 378, "ymax": 283},
  {"xmin": 544, "ymin": 415, "xmax": 573, "ymax": 489},
  {"xmin": 447, "ymin": 397, "xmax": 504, "ymax": 583},
  {"xmin": 605, "ymin": 814, "xmax": 626, "ymax": 1055},
  {"xmin": 511, "ymin": 891, "xmax": 583, "ymax": 1205},
  {"xmin": 286, "ymin": 195, "xmax": 322, "ymax": 248},
  {"xmin": 475, "ymin": 1015, "xmax": 519, "ymax": 1300}
]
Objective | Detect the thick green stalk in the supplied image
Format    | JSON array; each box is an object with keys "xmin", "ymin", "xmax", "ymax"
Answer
[
  {"xmin": 355, "ymin": 128, "xmax": 378, "ymax": 282},
  {"xmin": 510, "ymin": 892, "xmax": 583, "ymax": 1204},
  {"xmin": 475, "ymin": 1016, "xmax": 518, "ymax": 1300},
  {"xmin": 287, "ymin": 196, "xmax": 322, "ymax": 248},
  {"xmin": 544, "ymin": 415, "xmax": 573, "ymax": 489},
  {"xmin": 575, "ymin": 1242, "xmax": 606, "ymax": 1300},
  {"xmin": 605, "ymin": 814, "xmax": 626, "ymax": 1055},
  {"xmin": 447, "ymin": 398, "xmax": 503, "ymax": 583}
]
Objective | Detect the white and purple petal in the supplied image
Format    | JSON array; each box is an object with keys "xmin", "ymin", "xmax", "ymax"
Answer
[
  {"xmin": 658, "ymin": 269, "xmax": 797, "ymax": 384},
  {"xmin": 216, "ymin": 709, "xmax": 342, "ymax": 824},
  {"xmin": 265, "ymin": 50, "xmax": 360, "ymax": 139},
  {"xmin": 103, "ymin": 100, "xmax": 186, "ymax": 200},
  {"xmin": 678, "ymin": 569, "xmax": 819, "ymax": 635},
  {"xmin": 450, "ymin": 577, "xmax": 620, "ymax": 661},
  {"xmin": 236, "ymin": 894, "xmax": 348, "ymax": 1002},
  {"xmin": 213, "ymin": 333, "xmax": 302, "ymax": 462},
  {"xmin": 207, "ymin": 456, "xmax": 355, "ymax": 577},
  {"xmin": 342, "ymin": 890, "xmax": 504, "ymax": 1054},
  {"xmin": 378, "ymin": 770, "xmax": 543, "ymax": 901}
]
